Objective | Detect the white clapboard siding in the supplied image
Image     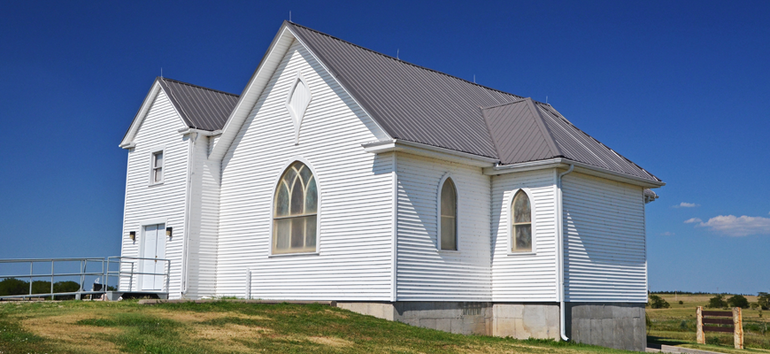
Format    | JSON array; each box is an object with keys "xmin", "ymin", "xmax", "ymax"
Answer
[
  {"xmin": 491, "ymin": 169, "xmax": 559, "ymax": 302},
  {"xmin": 182, "ymin": 135, "xmax": 220, "ymax": 299},
  {"xmin": 396, "ymin": 153, "xmax": 491, "ymax": 301},
  {"xmin": 215, "ymin": 39, "xmax": 393, "ymax": 300},
  {"xmin": 562, "ymin": 172, "xmax": 647, "ymax": 303},
  {"xmin": 120, "ymin": 89, "xmax": 188, "ymax": 298}
]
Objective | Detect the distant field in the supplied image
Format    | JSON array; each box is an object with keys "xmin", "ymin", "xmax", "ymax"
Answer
[
  {"xmin": 647, "ymin": 293, "xmax": 770, "ymax": 354},
  {"xmin": 1, "ymin": 300, "xmax": 631, "ymax": 354}
]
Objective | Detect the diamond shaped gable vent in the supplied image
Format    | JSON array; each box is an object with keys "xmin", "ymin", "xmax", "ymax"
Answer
[{"xmin": 285, "ymin": 71, "xmax": 312, "ymax": 144}]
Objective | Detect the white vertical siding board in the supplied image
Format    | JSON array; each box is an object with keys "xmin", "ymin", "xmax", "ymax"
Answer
[
  {"xmin": 215, "ymin": 40, "xmax": 393, "ymax": 300},
  {"xmin": 562, "ymin": 172, "xmax": 647, "ymax": 303},
  {"xmin": 395, "ymin": 153, "xmax": 491, "ymax": 301},
  {"xmin": 491, "ymin": 169, "xmax": 559, "ymax": 302},
  {"xmin": 120, "ymin": 90, "xmax": 188, "ymax": 299}
]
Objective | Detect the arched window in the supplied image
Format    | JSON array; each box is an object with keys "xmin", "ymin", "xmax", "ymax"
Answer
[
  {"xmin": 511, "ymin": 190, "xmax": 532, "ymax": 253},
  {"xmin": 439, "ymin": 178, "xmax": 457, "ymax": 251},
  {"xmin": 273, "ymin": 161, "xmax": 317, "ymax": 254}
]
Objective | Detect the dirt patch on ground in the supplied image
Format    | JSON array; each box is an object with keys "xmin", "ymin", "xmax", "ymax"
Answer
[
  {"xmin": 307, "ymin": 335, "xmax": 354, "ymax": 347},
  {"xmin": 21, "ymin": 313, "xmax": 121, "ymax": 354},
  {"xmin": 193, "ymin": 323, "xmax": 272, "ymax": 352}
]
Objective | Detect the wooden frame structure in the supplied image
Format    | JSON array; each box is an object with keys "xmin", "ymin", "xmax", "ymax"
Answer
[{"xmin": 696, "ymin": 306, "xmax": 743, "ymax": 349}]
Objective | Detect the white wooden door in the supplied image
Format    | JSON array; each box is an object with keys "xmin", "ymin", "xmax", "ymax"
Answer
[{"xmin": 141, "ymin": 224, "xmax": 166, "ymax": 291}]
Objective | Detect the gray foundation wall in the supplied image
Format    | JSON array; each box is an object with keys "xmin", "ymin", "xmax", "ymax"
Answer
[
  {"xmin": 338, "ymin": 301, "xmax": 646, "ymax": 351},
  {"xmin": 566, "ymin": 302, "xmax": 647, "ymax": 352}
]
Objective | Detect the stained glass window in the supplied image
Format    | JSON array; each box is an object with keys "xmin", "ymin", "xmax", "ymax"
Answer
[
  {"xmin": 273, "ymin": 162, "xmax": 317, "ymax": 254},
  {"xmin": 440, "ymin": 178, "xmax": 457, "ymax": 250},
  {"xmin": 511, "ymin": 190, "xmax": 532, "ymax": 252}
]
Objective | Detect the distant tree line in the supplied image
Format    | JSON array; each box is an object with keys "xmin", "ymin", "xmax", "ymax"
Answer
[
  {"xmin": 648, "ymin": 292, "xmax": 770, "ymax": 310},
  {"xmin": 0, "ymin": 278, "xmax": 114, "ymax": 299}
]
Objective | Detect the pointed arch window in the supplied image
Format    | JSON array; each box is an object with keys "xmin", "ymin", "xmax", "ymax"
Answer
[
  {"xmin": 273, "ymin": 161, "xmax": 318, "ymax": 254},
  {"xmin": 439, "ymin": 178, "xmax": 457, "ymax": 251},
  {"xmin": 511, "ymin": 190, "xmax": 532, "ymax": 253}
]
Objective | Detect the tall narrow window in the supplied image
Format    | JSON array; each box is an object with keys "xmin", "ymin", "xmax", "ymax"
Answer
[
  {"xmin": 511, "ymin": 190, "xmax": 532, "ymax": 253},
  {"xmin": 440, "ymin": 178, "xmax": 457, "ymax": 250},
  {"xmin": 152, "ymin": 151, "xmax": 163, "ymax": 183},
  {"xmin": 273, "ymin": 161, "xmax": 317, "ymax": 254}
]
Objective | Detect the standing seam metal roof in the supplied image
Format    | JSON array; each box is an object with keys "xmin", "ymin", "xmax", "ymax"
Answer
[
  {"xmin": 287, "ymin": 22, "xmax": 660, "ymax": 182},
  {"xmin": 157, "ymin": 77, "xmax": 240, "ymax": 131}
]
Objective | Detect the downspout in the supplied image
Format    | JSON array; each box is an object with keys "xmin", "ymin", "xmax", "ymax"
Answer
[{"xmin": 557, "ymin": 164, "xmax": 574, "ymax": 341}]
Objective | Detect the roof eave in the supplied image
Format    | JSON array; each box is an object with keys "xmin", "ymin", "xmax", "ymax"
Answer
[
  {"xmin": 362, "ymin": 139, "xmax": 497, "ymax": 167},
  {"xmin": 484, "ymin": 158, "xmax": 665, "ymax": 188}
]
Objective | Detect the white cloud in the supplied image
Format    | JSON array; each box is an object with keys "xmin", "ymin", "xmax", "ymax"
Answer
[
  {"xmin": 660, "ymin": 231, "xmax": 675, "ymax": 236},
  {"xmin": 686, "ymin": 215, "xmax": 770, "ymax": 237},
  {"xmin": 673, "ymin": 202, "xmax": 700, "ymax": 208}
]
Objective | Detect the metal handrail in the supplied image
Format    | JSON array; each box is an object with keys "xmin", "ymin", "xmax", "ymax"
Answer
[{"xmin": 0, "ymin": 256, "xmax": 171, "ymax": 300}]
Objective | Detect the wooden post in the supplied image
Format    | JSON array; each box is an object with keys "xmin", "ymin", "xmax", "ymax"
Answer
[
  {"xmin": 733, "ymin": 307, "xmax": 743, "ymax": 349},
  {"xmin": 696, "ymin": 306, "xmax": 705, "ymax": 344}
]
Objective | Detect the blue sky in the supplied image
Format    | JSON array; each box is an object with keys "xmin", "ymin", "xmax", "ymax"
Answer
[{"xmin": 0, "ymin": 1, "xmax": 767, "ymax": 294}]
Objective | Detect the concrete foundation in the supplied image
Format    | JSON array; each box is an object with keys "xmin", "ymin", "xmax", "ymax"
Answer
[
  {"xmin": 566, "ymin": 302, "xmax": 646, "ymax": 352},
  {"xmin": 337, "ymin": 301, "xmax": 646, "ymax": 351},
  {"xmin": 493, "ymin": 303, "xmax": 559, "ymax": 340}
]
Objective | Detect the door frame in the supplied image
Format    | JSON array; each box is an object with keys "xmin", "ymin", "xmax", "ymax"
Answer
[{"xmin": 138, "ymin": 218, "xmax": 167, "ymax": 291}]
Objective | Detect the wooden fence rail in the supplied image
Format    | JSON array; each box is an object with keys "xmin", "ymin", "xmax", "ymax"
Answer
[{"xmin": 696, "ymin": 306, "xmax": 743, "ymax": 349}]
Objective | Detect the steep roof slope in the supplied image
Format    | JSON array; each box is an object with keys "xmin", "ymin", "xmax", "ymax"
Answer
[
  {"xmin": 288, "ymin": 22, "xmax": 660, "ymax": 183},
  {"xmin": 158, "ymin": 77, "xmax": 239, "ymax": 131},
  {"xmin": 483, "ymin": 98, "xmax": 657, "ymax": 181}
]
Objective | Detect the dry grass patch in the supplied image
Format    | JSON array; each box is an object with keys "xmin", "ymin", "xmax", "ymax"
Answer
[
  {"xmin": 21, "ymin": 313, "xmax": 122, "ymax": 354},
  {"xmin": 306, "ymin": 335, "xmax": 354, "ymax": 347},
  {"xmin": 150, "ymin": 309, "xmax": 269, "ymax": 323}
]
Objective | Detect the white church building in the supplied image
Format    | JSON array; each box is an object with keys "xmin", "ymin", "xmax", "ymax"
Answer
[{"xmin": 118, "ymin": 21, "xmax": 663, "ymax": 351}]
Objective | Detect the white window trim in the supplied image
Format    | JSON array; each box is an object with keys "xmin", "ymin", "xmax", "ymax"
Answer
[
  {"xmin": 507, "ymin": 188, "xmax": 536, "ymax": 256},
  {"xmin": 284, "ymin": 70, "xmax": 313, "ymax": 145},
  {"xmin": 267, "ymin": 156, "xmax": 322, "ymax": 257},
  {"xmin": 436, "ymin": 172, "xmax": 459, "ymax": 252},
  {"xmin": 148, "ymin": 146, "xmax": 166, "ymax": 186}
]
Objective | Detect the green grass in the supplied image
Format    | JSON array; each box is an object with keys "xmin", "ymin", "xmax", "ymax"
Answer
[
  {"xmin": 1, "ymin": 300, "xmax": 632, "ymax": 354},
  {"xmin": 647, "ymin": 293, "xmax": 770, "ymax": 354}
]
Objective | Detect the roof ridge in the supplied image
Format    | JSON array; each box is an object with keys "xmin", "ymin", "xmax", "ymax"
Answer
[
  {"xmin": 480, "ymin": 98, "xmax": 527, "ymax": 111},
  {"xmin": 524, "ymin": 98, "xmax": 563, "ymax": 158},
  {"xmin": 537, "ymin": 104, "xmax": 661, "ymax": 182},
  {"xmin": 287, "ymin": 21, "xmax": 525, "ymax": 101},
  {"xmin": 158, "ymin": 77, "xmax": 240, "ymax": 97}
]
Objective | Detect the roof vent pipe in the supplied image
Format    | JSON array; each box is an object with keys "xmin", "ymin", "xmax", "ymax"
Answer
[{"xmin": 557, "ymin": 164, "xmax": 574, "ymax": 342}]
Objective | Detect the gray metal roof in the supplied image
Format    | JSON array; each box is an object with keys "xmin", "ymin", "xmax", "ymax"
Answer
[
  {"xmin": 483, "ymin": 98, "xmax": 659, "ymax": 181},
  {"xmin": 158, "ymin": 77, "xmax": 239, "ymax": 131},
  {"xmin": 288, "ymin": 22, "xmax": 660, "ymax": 183}
]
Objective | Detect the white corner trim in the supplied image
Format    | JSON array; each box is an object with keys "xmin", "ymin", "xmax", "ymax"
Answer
[
  {"xmin": 362, "ymin": 139, "xmax": 497, "ymax": 167},
  {"xmin": 506, "ymin": 188, "xmax": 537, "ymax": 255},
  {"xmin": 436, "ymin": 172, "xmax": 459, "ymax": 251},
  {"xmin": 285, "ymin": 70, "xmax": 313, "ymax": 145},
  {"xmin": 267, "ymin": 156, "xmax": 322, "ymax": 257}
]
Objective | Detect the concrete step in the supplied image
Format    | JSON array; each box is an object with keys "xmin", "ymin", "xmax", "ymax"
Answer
[{"xmin": 660, "ymin": 344, "xmax": 726, "ymax": 354}]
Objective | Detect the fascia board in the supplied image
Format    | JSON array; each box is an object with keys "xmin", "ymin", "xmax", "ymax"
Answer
[
  {"xmin": 486, "ymin": 158, "xmax": 665, "ymax": 188},
  {"xmin": 362, "ymin": 139, "xmax": 496, "ymax": 167},
  {"xmin": 120, "ymin": 80, "xmax": 161, "ymax": 148},
  {"xmin": 120, "ymin": 81, "xmax": 190, "ymax": 149},
  {"xmin": 209, "ymin": 23, "xmax": 296, "ymax": 161},
  {"xmin": 286, "ymin": 24, "xmax": 391, "ymax": 142}
]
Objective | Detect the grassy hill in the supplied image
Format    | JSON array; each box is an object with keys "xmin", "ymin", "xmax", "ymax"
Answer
[{"xmin": 1, "ymin": 300, "xmax": 628, "ymax": 354}]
